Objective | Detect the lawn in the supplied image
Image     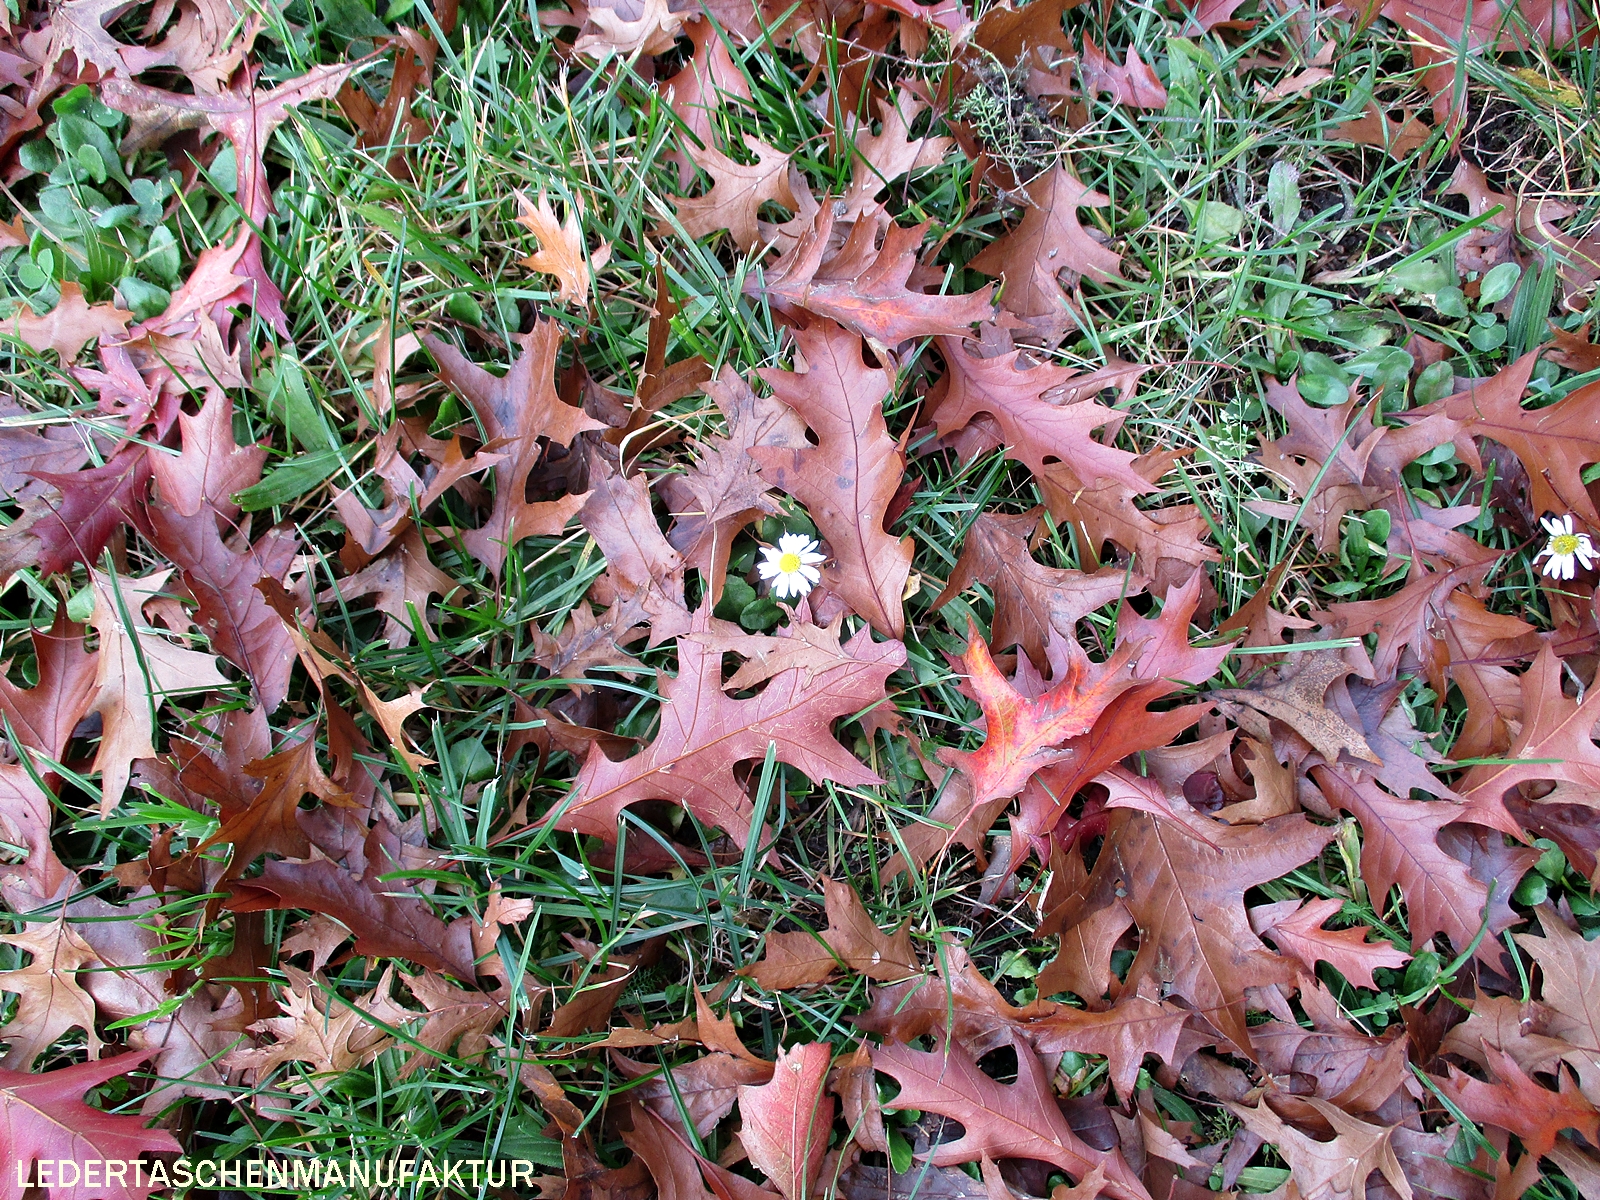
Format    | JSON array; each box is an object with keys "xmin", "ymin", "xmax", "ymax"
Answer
[{"xmin": 1, "ymin": 0, "xmax": 1600, "ymax": 1196}]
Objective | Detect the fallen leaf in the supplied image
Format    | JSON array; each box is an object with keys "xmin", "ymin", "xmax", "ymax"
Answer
[
  {"xmin": 423, "ymin": 321, "xmax": 603, "ymax": 575},
  {"xmin": 86, "ymin": 568, "xmax": 229, "ymax": 816},
  {"xmin": 1213, "ymin": 652, "xmax": 1381, "ymax": 766},
  {"xmin": 677, "ymin": 134, "xmax": 796, "ymax": 251},
  {"xmin": 741, "ymin": 875, "xmax": 919, "ymax": 989},
  {"xmin": 547, "ymin": 607, "xmax": 903, "ymax": 854},
  {"xmin": 967, "ymin": 166, "xmax": 1123, "ymax": 324},
  {"xmin": 1227, "ymin": 1094, "xmax": 1412, "ymax": 1200},
  {"xmin": 737, "ymin": 1042, "xmax": 835, "ymax": 1200},
  {"xmin": 516, "ymin": 189, "xmax": 608, "ymax": 306},
  {"xmin": 0, "ymin": 1051, "xmax": 181, "ymax": 1198},
  {"xmin": 1250, "ymin": 897, "xmax": 1409, "ymax": 989},
  {"xmin": 749, "ymin": 203, "xmax": 997, "ymax": 348},
  {"xmin": 874, "ymin": 1033, "xmax": 1148, "ymax": 1200},
  {"xmin": 0, "ymin": 919, "xmax": 100, "ymax": 1069},
  {"xmin": 227, "ymin": 827, "xmax": 477, "ymax": 980},
  {"xmin": 1436, "ymin": 1044, "xmax": 1599, "ymax": 1156},
  {"xmin": 931, "ymin": 508, "xmax": 1134, "ymax": 672},
  {"xmin": 750, "ymin": 321, "xmax": 914, "ymax": 637},
  {"xmin": 1, "ymin": 282, "xmax": 131, "ymax": 363},
  {"xmin": 1043, "ymin": 805, "xmax": 1334, "ymax": 1052}
]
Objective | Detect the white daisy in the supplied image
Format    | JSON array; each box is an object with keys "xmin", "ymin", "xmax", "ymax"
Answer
[
  {"xmin": 757, "ymin": 533, "xmax": 825, "ymax": 599},
  {"xmin": 1534, "ymin": 514, "xmax": 1597, "ymax": 580}
]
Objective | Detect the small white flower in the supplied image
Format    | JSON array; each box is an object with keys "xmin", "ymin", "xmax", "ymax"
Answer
[
  {"xmin": 757, "ymin": 533, "xmax": 825, "ymax": 599},
  {"xmin": 1534, "ymin": 513, "xmax": 1597, "ymax": 580}
]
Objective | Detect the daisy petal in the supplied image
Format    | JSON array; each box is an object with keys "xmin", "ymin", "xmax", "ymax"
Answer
[{"xmin": 799, "ymin": 565, "xmax": 820, "ymax": 583}]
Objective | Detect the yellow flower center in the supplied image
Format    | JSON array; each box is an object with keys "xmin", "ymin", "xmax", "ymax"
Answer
[
  {"xmin": 777, "ymin": 551, "xmax": 803, "ymax": 574},
  {"xmin": 1551, "ymin": 533, "xmax": 1580, "ymax": 556}
]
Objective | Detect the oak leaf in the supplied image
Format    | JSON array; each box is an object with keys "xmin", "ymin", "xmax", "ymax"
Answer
[
  {"xmin": 750, "ymin": 321, "xmax": 913, "ymax": 637},
  {"xmin": 941, "ymin": 624, "xmax": 1141, "ymax": 812},
  {"xmin": 1212, "ymin": 652, "xmax": 1380, "ymax": 766},
  {"xmin": 664, "ymin": 368, "xmax": 807, "ymax": 602},
  {"xmin": 1336, "ymin": 102, "xmax": 1432, "ymax": 159},
  {"xmin": 749, "ymin": 203, "xmax": 996, "ymax": 349},
  {"xmin": 86, "ymin": 568, "xmax": 229, "ymax": 816},
  {"xmin": 873, "ymin": 1033, "xmax": 1148, "ymax": 1200},
  {"xmin": 662, "ymin": 18, "xmax": 753, "ymax": 188},
  {"xmin": 0, "ymin": 919, "xmax": 100, "ymax": 1069},
  {"xmin": 1312, "ymin": 766, "xmax": 1509, "ymax": 957},
  {"xmin": 69, "ymin": 896, "xmax": 238, "ymax": 1115},
  {"xmin": 613, "ymin": 1050, "xmax": 773, "ymax": 1138},
  {"xmin": 323, "ymin": 527, "xmax": 458, "ymax": 648},
  {"xmin": 145, "ymin": 507, "xmax": 299, "ymax": 712},
  {"xmin": 101, "ymin": 65, "xmax": 359, "ymax": 333},
  {"xmin": 0, "ymin": 766, "xmax": 74, "ymax": 910},
  {"xmin": 392, "ymin": 970, "xmax": 505, "ymax": 1077},
  {"xmin": 967, "ymin": 166, "xmax": 1123, "ymax": 323},
  {"xmin": 0, "ymin": 401, "xmax": 89, "ymax": 504},
  {"xmin": 1458, "ymin": 645, "xmax": 1600, "ymax": 836},
  {"xmin": 1078, "ymin": 37, "xmax": 1168, "ymax": 109},
  {"xmin": 227, "ymin": 827, "xmax": 477, "ymax": 979},
  {"xmin": 423, "ymin": 321, "xmax": 603, "ymax": 575},
  {"xmin": 1437, "ymin": 350, "xmax": 1600, "ymax": 525},
  {"xmin": 0, "ymin": 442, "xmax": 151, "ymax": 580},
  {"xmin": 841, "ymin": 88, "xmax": 953, "ymax": 218},
  {"xmin": 1513, "ymin": 908, "xmax": 1600, "ymax": 1103},
  {"xmin": 190, "ymin": 735, "xmax": 352, "ymax": 880},
  {"xmin": 548, "ymin": 607, "xmax": 903, "ymax": 853},
  {"xmin": 1227, "ymin": 1095, "xmax": 1412, "ymax": 1200},
  {"xmin": 148, "ymin": 388, "xmax": 267, "ymax": 522},
  {"xmin": 1024, "ymin": 987, "xmax": 1188, "ymax": 1099},
  {"xmin": 926, "ymin": 337, "xmax": 1152, "ymax": 499},
  {"xmin": 1249, "ymin": 897, "xmax": 1409, "ymax": 990},
  {"xmin": 677, "ymin": 134, "xmax": 796, "ymax": 251},
  {"xmin": 737, "ymin": 1042, "xmax": 835, "ymax": 1200},
  {"xmin": 225, "ymin": 965, "xmax": 402, "ymax": 1082},
  {"xmin": 1436, "ymin": 1044, "xmax": 1600, "ymax": 1156},
  {"xmin": 516, "ymin": 190, "xmax": 608, "ymax": 306},
  {"xmin": 580, "ymin": 451, "xmax": 695, "ymax": 646},
  {"xmin": 0, "ymin": 608, "xmax": 97, "ymax": 761},
  {"xmin": 740, "ymin": 875, "xmax": 918, "ymax": 990},
  {"xmin": 1044, "ymin": 805, "xmax": 1334, "ymax": 1052},
  {"xmin": 0, "ymin": 1051, "xmax": 181, "ymax": 1200},
  {"xmin": 574, "ymin": 0, "xmax": 685, "ymax": 55},
  {"xmin": 933, "ymin": 509, "xmax": 1134, "ymax": 671},
  {"xmin": 0, "ymin": 282, "xmax": 131, "ymax": 362}
]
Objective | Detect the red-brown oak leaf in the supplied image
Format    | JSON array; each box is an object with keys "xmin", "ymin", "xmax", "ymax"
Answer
[
  {"xmin": 926, "ymin": 336, "xmax": 1152, "ymax": 499},
  {"xmin": 546, "ymin": 608, "xmax": 904, "ymax": 854},
  {"xmin": 661, "ymin": 18, "xmax": 753, "ymax": 188},
  {"xmin": 0, "ymin": 608, "xmax": 97, "ymax": 761},
  {"xmin": 873, "ymin": 1034, "xmax": 1148, "ymax": 1200},
  {"xmin": 750, "ymin": 321, "xmax": 914, "ymax": 637},
  {"xmin": 1226, "ymin": 1095, "xmax": 1412, "ymax": 1200},
  {"xmin": 1430, "ymin": 349, "xmax": 1600, "ymax": 526},
  {"xmin": 0, "ymin": 442, "xmax": 151, "ymax": 580},
  {"xmin": 190, "ymin": 734, "xmax": 353, "ymax": 880},
  {"xmin": 748, "ymin": 203, "xmax": 996, "ymax": 348},
  {"xmin": 663, "ymin": 367, "xmax": 805, "ymax": 603},
  {"xmin": 966, "ymin": 166, "xmax": 1123, "ymax": 324},
  {"xmin": 1436, "ymin": 1044, "xmax": 1600, "ymax": 1156},
  {"xmin": 148, "ymin": 388, "xmax": 267, "ymax": 522},
  {"xmin": 941, "ymin": 623, "xmax": 1142, "ymax": 813},
  {"xmin": 1312, "ymin": 765, "xmax": 1514, "ymax": 959},
  {"xmin": 1042, "ymin": 805, "xmax": 1334, "ymax": 1052},
  {"xmin": 101, "ymin": 64, "xmax": 359, "ymax": 333},
  {"xmin": 740, "ymin": 875, "xmax": 918, "ymax": 990},
  {"xmin": 932, "ymin": 507, "xmax": 1135, "ymax": 672},
  {"xmin": 423, "ymin": 321, "xmax": 603, "ymax": 575},
  {"xmin": 737, "ymin": 1043, "xmax": 835, "ymax": 1200},
  {"xmin": 0, "ymin": 282, "xmax": 131, "ymax": 363},
  {"xmin": 145, "ymin": 507, "xmax": 299, "ymax": 712},
  {"xmin": 1458, "ymin": 645, "xmax": 1600, "ymax": 836},
  {"xmin": 676, "ymin": 134, "xmax": 796, "ymax": 251},
  {"xmin": 227, "ymin": 827, "xmax": 476, "ymax": 980},
  {"xmin": 0, "ymin": 1051, "xmax": 181, "ymax": 1200},
  {"xmin": 1249, "ymin": 897, "xmax": 1410, "ymax": 990}
]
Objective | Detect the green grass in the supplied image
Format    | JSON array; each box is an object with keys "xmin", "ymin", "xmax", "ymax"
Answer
[{"xmin": 2, "ymin": 0, "xmax": 1600, "ymax": 1194}]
